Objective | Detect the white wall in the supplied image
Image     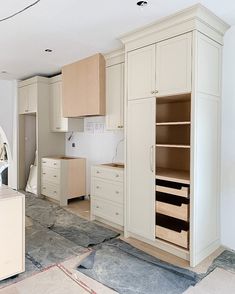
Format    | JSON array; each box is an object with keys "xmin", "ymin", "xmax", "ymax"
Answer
[
  {"xmin": 221, "ymin": 26, "xmax": 235, "ymax": 250},
  {"xmin": 0, "ymin": 80, "xmax": 18, "ymax": 188},
  {"xmin": 66, "ymin": 116, "xmax": 124, "ymax": 194}
]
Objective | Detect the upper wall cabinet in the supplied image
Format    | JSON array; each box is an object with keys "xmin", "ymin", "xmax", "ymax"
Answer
[
  {"xmin": 62, "ymin": 53, "xmax": 106, "ymax": 117},
  {"xmin": 156, "ymin": 33, "xmax": 192, "ymax": 96},
  {"xmin": 127, "ymin": 33, "xmax": 192, "ymax": 100},
  {"xmin": 18, "ymin": 83, "xmax": 37, "ymax": 114},
  {"xmin": 49, "ymin": 75, "xmax": 84, "ymax": 132},
  {"xmin": 128, "ymin": 45, "xmax": 156, "ymax": 100},
  {"xmin": 106, "ymin": 60, "xmax": 124, "ymax": 130}
]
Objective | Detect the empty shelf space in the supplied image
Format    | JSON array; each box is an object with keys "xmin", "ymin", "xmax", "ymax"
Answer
[
  {"xmin": 156, "ymin": 124, "xmax": 190, "ymax": 146},
  {"xmin": 156, "ymin": 144, "xmax": 190, "ymax": 149},
  {"xmin": 156, "ymin": 121, "xmax": 191, "ymax": 126},
  {"xmin": 156, "ymin": 168, "xmax": 190, "ymax": 184}
]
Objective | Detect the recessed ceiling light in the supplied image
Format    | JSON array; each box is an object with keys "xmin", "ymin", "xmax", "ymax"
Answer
[
  {"xmin": 137, "ymin": 1, "xmax": 148, "ymax": 7},
  {"xmin": 45, "ymin": 49, "xmax": 52, "ymax": 52}
]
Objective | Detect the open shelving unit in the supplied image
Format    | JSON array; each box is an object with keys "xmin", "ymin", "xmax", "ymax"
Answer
[{"xmin": 155, "ymin": 94, "xmax": 191, "ymax": 250}]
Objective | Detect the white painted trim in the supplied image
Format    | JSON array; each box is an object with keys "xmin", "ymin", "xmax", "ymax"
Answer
[{"xmin": 104, "ymin": 48, "xmax": 125, "ymax": 67}]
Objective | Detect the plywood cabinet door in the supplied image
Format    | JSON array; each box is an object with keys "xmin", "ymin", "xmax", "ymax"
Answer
[
  {"xmin": 126, "ymin": 98, "xmax": 156, "ymax": 240},
  {"xmin": 50, "ymin": 81, "xmax": 68, "ymax": 132},
  {"xmin": 128, "ymin": 45, "xmax": 156, "ymax": 100},
  {"xmin": 156, "ymin": 33, "xmax": 192, "ymax": 96},
  {"xmin": 106, "ymin": 63, "xmax": 124, "ymax": 130},
  {"xmin": 62, "ymin": 53, "xmax": 105, "ymax": 117}
]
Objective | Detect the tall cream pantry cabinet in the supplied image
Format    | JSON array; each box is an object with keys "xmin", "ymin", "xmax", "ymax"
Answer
[{"xmin": 121, "ymin": 5, "xmax": 229, "ymax": 267}]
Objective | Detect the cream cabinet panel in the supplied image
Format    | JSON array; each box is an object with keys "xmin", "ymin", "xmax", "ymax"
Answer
[
  {"xmin": 127, "ymin": 98, "xmax": 156, "ymax": 240},
  {"xmin": 0, "ymin": 191, "xmax": 25, "ymax": 281},
  {"xmin": 50, "ymin": 77, "xmax": 84, "ymax": 132},
  {"xmin": 156, "ymin": 33, "xmax": 192, "ymax": 96},
  {"xmin": 18, "ymin": 84, "xmax": 37, "ymax": 114},
  {"xmin": 27, "ymin": 84, "xmax": 37, "ymax": 112},
  {"xmin": 128, "ymin": 45, "xmax": 156, "ymax": 100},
  {"xmin": 50, "ymin": 80, "xmax": 68, "ymax": 132},
  {"xmin": 106, "ymin": 63, "xmax": 124, "ymax": 130}
]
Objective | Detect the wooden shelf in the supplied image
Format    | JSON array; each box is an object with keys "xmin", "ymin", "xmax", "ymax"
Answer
[
  {"xmin": 156, "ymin": 167, "xmax": 190, "ymax": 184},
  {"xmin": 156, "ymin": 121, "xmax": 191, "ymax": 126},
  {"xmin": 156, "ymin": 144, "xmax": 190, "ymax": 149}
]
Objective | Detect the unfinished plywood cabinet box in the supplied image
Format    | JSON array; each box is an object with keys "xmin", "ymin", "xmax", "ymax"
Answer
[
  {"xmin": 122, "ymin": 4, "xmax": 230, "ymax": 267},
  {"xmin": 62, "ymin": 53, "xmax": 106, "ymax": 117}
]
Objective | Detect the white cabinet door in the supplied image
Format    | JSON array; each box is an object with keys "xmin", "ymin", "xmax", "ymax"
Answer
[
  {"xmin": 0, "ymin": 195, "xmax": 25, "ymax": 281},
  {"xmin": 18, "ymin": 86, "xmax": 28, "ymax": 114},
  {"xmin": 50, "ymin": 81, "xmax": 68, "ymax": 132},
  {"xmin": 18, "ymin": 84, "xmax": 37, "ymax": 114},
  {"xmin": 156, "ymin": 33, "xmax": 192, "ymax": 96},
  {"xmin": 106, "ymin": 63, "xmax": 124, "ymax": 130},
  {"xmin": 128, "ymin": 45, "xmax": 156, "ymax": 100},
  {"xmin": 126, "ymin": 98, "xmax": 156, "ymax": 240},
  {"xmin": 27, "ymin": 84, "xmax": 37, "ymax": 113}
]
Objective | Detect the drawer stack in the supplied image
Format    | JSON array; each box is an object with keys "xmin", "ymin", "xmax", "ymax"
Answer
[
  {"xmin": 91, "ymin": 165, "xmax": 124, "ymax": 227},
  {"xmin": 155, "ymin": 179, "xmax": 190, "ymax": 249},
  {"xmin": 41, "ymin": 158, "xmax": 61, "ymax": 201},
  {"xmin": 41, "ymin": 157, "xmax": 86, "ymax": 206}
]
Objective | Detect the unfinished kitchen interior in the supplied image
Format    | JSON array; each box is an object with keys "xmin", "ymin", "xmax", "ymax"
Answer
[{"xmin": 1, "ymin": 1, "xmax": 235, "ymax": 294}]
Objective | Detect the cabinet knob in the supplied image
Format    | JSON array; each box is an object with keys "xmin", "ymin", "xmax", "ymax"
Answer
[
  {"xmin": 96, "ymin": 205, "xmax": 99, "ymax": 209},
  {"xmin": 43, "ymin": 187, "xmax": 46, "ymax": 190},
  {"xmin": 56, "ymin": 127, "xmax": 61, "ymax": 130},
  {"xmin": 116, "ymin": 174, "xmax": 119, "ymax": 178},
  {"xmin": 53, "ymin": 175, "xmax": 57, "ymax": 178},
  {"xmin": 96, "ymin": 171, "xmax": 100, "ymax": 174},
  {"xmin": 53, "ymin": 163, "xmax": 57, "ymax": 166},
  {"xmin": 151, "ymin": 91, "xmax": 155, "ymax": 94},
  {"xmin": 54, "ymin": 191, "xmax": 57, "ymax": 194},
  {"xmin": 118, "ymin": 126, "xmax": 123, "ymax": 129},
  {"xmin": 155, "ymin": 90, "xmax": 159, "ymax": 94},
  {"xmin": 96, "ymin": 186, "xmax": 100, "ymax": 189},
  {"xmin": 115, "ymin": 212, "xmax": 119, "ymax": 216},
  {"xmin": 115, "ymin": 191, "xmax": 119, "ymax": 194},
  {"xmin": 42, "ymin": 172, "xmax": 46, "ymax": 175}
]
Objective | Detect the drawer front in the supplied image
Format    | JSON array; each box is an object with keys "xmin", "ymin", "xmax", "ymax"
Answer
[
  {"xmin": 92, "ymin": 166, "xmax": 123, "ymax": 182},
  {"xmin": 41, "ymin": 181, "xmax": 60, "ymax": 200},
  {"xmin": 42, "ymin": 167, "xmax": 60, "ymax": 184},
  {"xmin": 93, "ymin": 179, "xmax": 123, "ymax": 204},
  {"xmin": 156, "ymin": 225, "xmax": 188, "ymax": 249},
  {"xmin": 156, "ymin": 201, "xmax": 189, "ymax": 221},
  {"xmin": 42, "ymin": 158, "xmax": 60, "ymax": 169},
  {"xmin": 156, "ymin": 185, "xmax": 189, "ymax": 198},
  {"xmin": 92, "ymin": 198, "xmax": 123, "ymax": 226}
]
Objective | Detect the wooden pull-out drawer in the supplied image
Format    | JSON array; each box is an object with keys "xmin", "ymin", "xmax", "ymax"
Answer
[
  {"xmin": 156, "ymin": 193, "xmax": 189, "ymax": 221},
  {"xmin": 93, "ymin": 179, "xmax": 123, "ymax": 204},
  {"xmin": 156, "ymin": 201, "xmax": 188, "ymax": 221},
  {"xmin": 156, "ymin": 225, "xmax": 188, "ymax": 249},
  {"xmin": 42, "ymin": 158, "xmax": 60, "ymax": 169},
  {"xmin": 41, "ymin": 181, "xmax": 60, "ymax": 200},
  {"xmin": 92, "ymin": 166, "xmax": 124, "ymax": 182},
  {"xmin": 92, "ymin": 198, "xmax": 123, "ymax": 226},
  {"xmin": 42, "ymin": 167, "xmax": 60, "ymax": 184},
  {"xmin": 156, "ymin": 214, "xmax": 189, "ymax": 249},
  {"xmin": 156, "ymin": 180, "xmax": 189, "ymax": 198}
]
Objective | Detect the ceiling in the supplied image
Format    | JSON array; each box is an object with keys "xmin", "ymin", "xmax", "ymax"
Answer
[{"xmin": 0, "ymin": 0, "xmax": 234, "ymax": 80}]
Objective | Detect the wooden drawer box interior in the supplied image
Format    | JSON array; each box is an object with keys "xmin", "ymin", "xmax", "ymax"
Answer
[
  {"xmin": 156, "ymin": 192, "xmax": 189, "ymax": 221},
  {"xmin": 156, "ymin": 179, "xmax": 189, "ymax": 198},
  {"xmin": 156, "ymin": 214, "xmax": 189, "ymax": 249}
]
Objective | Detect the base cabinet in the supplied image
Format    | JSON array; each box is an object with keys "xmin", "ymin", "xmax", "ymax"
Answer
[
  {"xmin": 0, "ymin": 187, "xmax": 25, "ymax": 281},
  {"xmin": 91, "ymin": 165, "xmax": 124, "ymax": 227},
  {"xmin": 41, "ymin": 157, "xmax": 86, "ymax": 206}
]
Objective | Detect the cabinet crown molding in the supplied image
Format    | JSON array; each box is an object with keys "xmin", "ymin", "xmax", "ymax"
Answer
[
  {"xmin": 18, "ymin": 76, "xmax": 49, "ymax": 88},
  {"xmin": 120, "ymin": 4, "xmax": 230, "ymax": 50},
  {"xmin": 104, "ymin": 48, "xmax": 125, "ymax": 67}
]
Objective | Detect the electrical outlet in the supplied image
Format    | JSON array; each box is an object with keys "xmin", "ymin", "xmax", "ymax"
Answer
[{"xmin": 72, "ymin": 143, "xmax": 76, "ymax": 148}]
